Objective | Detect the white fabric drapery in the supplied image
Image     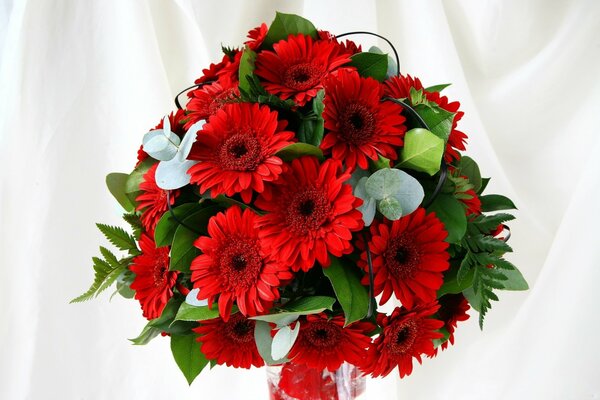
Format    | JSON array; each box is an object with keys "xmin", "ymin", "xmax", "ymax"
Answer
[{"xmin": 1, "ymin": 1, "xmax": 599, "ymax": 399}]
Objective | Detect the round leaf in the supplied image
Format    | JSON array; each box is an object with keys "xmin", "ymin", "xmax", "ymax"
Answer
[
  {"xmin": 155, "ymin": 158, "xmax": 197, "ymax": 190},
  {"xmin": 365, "ymin": 168, "xmax": 402, "ymax": 200},
  {"xmin": 271, "ymin": 323, "xmax": 300, "ymax": 360},
  {"xmin": 377, "ymin": 196, "xmax": 402, "ymax": 220},
  {"xmin": 399, "ymin": 128, "xmax": 444, "ymax": 176},
  {"xmin": 142, "ymin": 129, "xmax": 181, "ymax": 161},
  {"xmin": 390, "ymin": 169, "xmax": 425, "ymax": 216}
]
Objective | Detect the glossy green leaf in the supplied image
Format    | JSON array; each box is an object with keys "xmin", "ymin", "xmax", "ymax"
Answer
[
  {"xmin": 438, "ymin": 267, "xmax": 475, "ymax": 297},
  {"xmin": 480, "ymin": 194, "xmax": 517, "ymax": 212},
  {"xmin": 106, "ymin": 173, "xmax": 135, "ymax": 212},
  {"xmin": 276, "ymin": 143, "xmax": 324, "ymax": 162},
  {"xmin": 499, "ymin": 268, "xmax": 529, "ymax": 291},
  {"xmin": 427, "ymin": 194, "xmax": 467, "ymax": 243},
  {"xmin": 238, "ymin": 47, "xmax": 257, "ymax": 93},
  {"xmin": 399, "ymin": 128, "xmax": 444, "ymax": 176},
  {"xmin": 154, "ymin": 203, "xmax": 202, "ymax": 247},
  {"xmin": 250, "ymin": 296, "xmax": 335, "ymax": 326},
  {"xmin": 173, "ymin": 302, "xmax": 222, "ymax": 322},
  {"xmin": 413, "ymin": 103, "xmax": 455, "ymax": 143},
  {"xmin": 264, "ymin": 12, "xmax": 317, "ymax": 47},
  {"xmin": 125, "ymin": 158, "xmax": 154, "ymax": 193},
  {"xmin": 459, "ymin": 156, "xmax": 482, "ymax": 193},
  {"xmin": 297, "ymin": 89, "xmax": 325, "ymax": 145},
  {"xmin": 170, "ymin": 334, "xmax": 209, "ymax": 385},
  {"xmin": 323, "ymin": 257, "xmax": 369, "ymax": 326},
  {"xmin": 425, "ymin": 83, "xmax": 451, "ymax": 93},
  {"xmin": 349, "ymin": 52, "xmax": 388, "ymax": 81},
  {"xmin": 169, "ymin": 206, "xmax": 221, "ymax": 272}
]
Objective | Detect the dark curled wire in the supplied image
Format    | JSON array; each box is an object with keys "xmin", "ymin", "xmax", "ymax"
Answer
[
  {"xmin": 174, "ymin": 80, "xmax": 216, "ymax": 110},
  {"xmin": 361, "ymin": 231, "xmax": 375, "ymax": 318},
  {"xmin": 335, "ymin": 31, "xmax": 401, "ymax": 76},
  {"xmin": 166, "ymin": 191, "xmax": 202, "ymax": 234},
  {"xmin": 501, "ymin": 224, "xmax": 511, "ymax": 243}
]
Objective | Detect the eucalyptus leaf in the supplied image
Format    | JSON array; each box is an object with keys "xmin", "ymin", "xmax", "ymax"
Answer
[
  {"xmin": 155, "ymin": 158, "xmax": 198, "ymax": 190},
  {"xmin": 354, "ymin": 177, "xmax": 376, "ymax": 226},
  {"xmin": 323, "ymin": 257, "xmax": 369, "ymax": 326},
  {"xmin": 250, "ymin": 296, "xmax": 335, "ymax": 326},
  {"xmin": 399, "ymin": 128, "xmax": 444, "ymax": 176},
  {"xmin": 365, "ymin": 168, "xmax": 402, "ymax": 200},
  {"xmin": 271, "ymin": 323, "xmax": 300, "ymax": 360},
  {"xmin": 254, "ymin": 320, "xmax": 289, "ymax": 365},
  {"xmin": 377, "ymin": 196, "xmax": 402, "ymax": 220},
  {"xmin": 389, "ymin": 170, "xmax": 425, "ymax": 216},
  {"xmin": 142, "ymin": 129, "xmax": 181, "ymax": 161},
  {"xmin": 185, "ymin": 288, "xmax": 209, "ymax": 307},
  {"xmin": 170, "ymin": 334, "xmax": 209, "ymax": 385}
]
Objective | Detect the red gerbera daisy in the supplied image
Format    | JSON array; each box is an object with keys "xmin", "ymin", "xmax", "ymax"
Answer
[
  {"xmin": 435, "ymin": 294, "xmax": 470, "ymax": 352},
  {"xmin": 187, "ymin": 102, "xmax": 295, "ymax": 203},
  {"xmin": 130, "ymin": 233, "xmax": 178, "ymax": 320},
  {"xmin": 194, "ymin": 53, "xmax": 238, "ymax": 85},
  {"xmin": 255, "ymin": 156, "xmax": 364, "ymax": 272},
  {"xmin": 245, "ymin": 23, "xmax": 268, "ymax": 50},
  {"xmin": 193, "ymin": 313, "xmax": 264, "ymax": 369},
  {"xmin": 184, "ymin": 78, "xmax": 240, "ymax": 130},
  {"xmin": 190, "ymin": 206, "xmax": 293, "ymax": 321},
  {"xmin": 364, "ymin": 303, "xmax": 444, "ymax": 378},
  {"xmin": 317, "ymin": 30, "xmax": 362, "ymax": 55},
  {"xmin": 358, "ymin": 208, "xmax": 450, "ymax": 309},
  {"xmin": 254, "ymin": 33, "xmax": 352, "ymax": 106},
  {"xmin": 321, "ymin": 69, "xmax": 406, "ymax": 171},
  {"xmin": 135, "ymin": 164, "xmax": 180, "ymax": 233},
  {"xmin": 136, "ymin": 109, "xmax": 187, "ymax": 167},
  {"xmin": 384, "ymin": 74, "xmax": 468, "ymax": 163},
  {"xmin": 460, "ymin": 188, "xmax": 482, "ymax": 216},
  {"xmin": 287, "ymin": 313, "xmax": 374, "ymax": 371}
]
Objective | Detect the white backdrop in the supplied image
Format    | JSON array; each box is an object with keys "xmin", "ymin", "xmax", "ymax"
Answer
[{"xmin": 1, "ymin": 0, "xmax": 599, "ymax": 399}]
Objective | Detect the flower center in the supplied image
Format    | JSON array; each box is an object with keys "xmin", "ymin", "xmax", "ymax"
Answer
[
  {"xmin": 339, "ymin": 103, "xmax": 376, "ymax": 145},
  {"xmin": 303, "ymin": 321, "xmax": 341, "ymax": 348},
  {"xmin": 283, "ymin": 63, "xmax": 324, "ymax": 91},
  {"xmin": 286, "ymin": 188, "xmax": 331, "ymax": 235},
  {"xmin": 218, "ymin": 237, "xmax": 263, "ymax": 290},
  {"xmin": 224, "ymin": 313, "xmax": 255, "ymax": 344},
  {"xmin": 153, "ymin": 253, "xmax": 169, "ymax": 287},
  {"xmin": 384, "ymin": 236, "xmax": 420, "ymax": 280},
  {"xmin": 386, "ymin": 320, "xmax": 417, "ymax": 355},
  {"xmin": 219, "ymin": 132, "xmax": 262, "ymax": 171}
]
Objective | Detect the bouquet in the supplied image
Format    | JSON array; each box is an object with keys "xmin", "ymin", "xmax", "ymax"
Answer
[{"xmin": 73, "ymin": 11, "xmax": 527, "ymax": 391}]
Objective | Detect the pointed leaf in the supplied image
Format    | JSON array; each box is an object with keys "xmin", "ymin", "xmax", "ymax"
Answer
[
  {"xmin": 170, "ymin": 334, "xmax": 209, "ymax": 385},
  {"xmin": 480, "ymin": 194, "xmax": 517, "ymax": 212},
  {"xmin": 349, "ymin": 52, "xmax": 388, "ymax": 81},
  {"xmin": 271, "ymin": 323, "xmax": 300, "ymax": 360},
  {"xmin": 323, "ymin": 257, "xmax": 369, "ymax": 326},
  {"xmin": 106, "ymin": 173, "xmax": 135, "ymax": 212},
  {"xmin": 427, "ymin": 194, "xmax": 467, "ymax": 243},
  {"xmin": 276, "ymin": 143, "xmax": 324, "ymax": 162},
  {"xmin": 264, "ymin": 12, "xmax": 318, "ymax": 47},
  {"xmin": 398, "ymin": 128, "xmax": 444, "ymax": 176}
]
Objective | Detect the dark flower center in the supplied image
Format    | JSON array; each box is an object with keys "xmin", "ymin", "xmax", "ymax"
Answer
[
  {"xmin": 384, "ymin": 236, "xmax": 420, "ymax": 279},
  {"xmin": 219, "ymin": 132, "xmax": 263, "ymax": 171},
  {"xmin": 286, "ymin": 188, "xmax": 332, "ymax": 235},
  {"xmin": 283, "ymin": 63, "xmax": 324, "ymax": 91},
  {"xmin": 224, "ymin": 314, "xmax": 255, "ymax": 344},
  {"xmin": 339, "ymin": 103, "xmax": 376, "ymax": 145},
  {"xmin": 303, "ymin": 321, "xmax": 341, "ymax": 348},
  {"xmin": 219, "ymin": 237, "xmax": 263, "ymax": 290},
  {"xmin": 153, "ymin": 253, "xmax": 170, "ymax": 287},
  {"xmin": 386, "ymin": 320, "xmax": 417, "ymax": 355}
]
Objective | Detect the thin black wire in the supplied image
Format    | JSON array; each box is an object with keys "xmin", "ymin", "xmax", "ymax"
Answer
[
  {"xmin": 501, "ymin": 225, "xmax": 511, "ymax": 243},
  {"xmin": 174, "ymin": 80, "xmax": 215, "ymax": 110},
  {"xmin": 166, "ymin": 191, "xmax": 202, "ymax": 234},
  {"xmin": 335, "ymin": 31, "xmax": 401, "ymax": 76}
]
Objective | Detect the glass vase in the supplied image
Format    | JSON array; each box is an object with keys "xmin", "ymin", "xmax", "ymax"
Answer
[{"xmin": 266, "ymin": 362, "xmax": 366, "ymax": 400}]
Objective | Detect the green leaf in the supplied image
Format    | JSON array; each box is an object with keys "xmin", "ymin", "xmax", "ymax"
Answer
[
  {"xmin": 264, "ymin": 12, "xmax": 318, "ymax": 47},
  {"xmin": 398, "ymin": 128, "xmax": 444, "ymax": 175},
  {"xmin": 276, "ymin": 143, "xmax": 324, "ymax": 162},
  {"xmin": 106, "ymin": 173, "xmax": 135, "ymax": 212},
  {"xmin": 251, "ymin": 296, "xmax": 336, "ymax": 325},
  {"xmin": 154, "ymin": 203, "xmax": 202, "ymax": 247},
  {"xmin": 413, "ymin": 103, "xmax": 455, "ymax": 143},
  {"xmin": 128, "ymin": 299, "xmax": 183, "ymax": 345},
  {"xmin": 348, "ymin": 52, "xmax": 388, "ymax": 81},
  {"xmin": 433, "ymin": 326, "xmax": 450, "ymax": 348},
  {"xmin": 459, "ymin": 156, "xmax": 482, "ymax": 193},
  {"xmin": 129, "ymin": 324, "xmax": 161, "ymax": 345},
  {"xmin": 122, "ymin": 213, "xmax": 143, "ymax": 239},
  {"xmin": 499, "ymin": 267, "xmax": 529, "ymax": 291},
  {"xmin": 377, "ymin": 196, "xmax": 402, "ymax": 220},
  {"xmin": 463, "ymin": 234, "xmax": 512, "ymax": 254},
  {"xmin": 471, "ymin": 213, "xmax": 515, "ymax": 234},
  {"xmin": 427, "ymin": 194, "xmax": 467, "ymax": 243},
  {"xmin": 238, "ymin": 47, "xmax": 257, "ymax": 94},
  {"xmin": 425, "ymin": 83, "xmax": 451, "ymax": 93},
  {"xmin": 478, "ymin": 177, "xmax": 491, "ymax": 194},
  {"xmin": 322, "ymin": 257, "xmax": 369, "ymax": 326},
  {"xmin": 297, "ymin": 90, "xmax": 325, "ymax": 145},
  {"xmin": 271, "ymin": 323, "xmax": 301, "ymax": 360},
  {"xmin": 125, "ymin": 158, "xmax": 154, "ymax": 193},
  {"xmin": 170, "ymin": 334, "xmax": 209, "ymax": 385},
  {"xmin": 480, "ymin": 194, "xmax": 517, "ymax": 212},
  {"xmin": 96, "ymin": 223, "xmax": 138, "ymax": 253},
  {"xmin": 438, "ymin": 267, "xmax": 474, "ymax": 297},
  {"xmin": 174, "ymin": 303, "xmax": 222, "ymax": 322},
  {"xmin": 70, "ymin": 249, "xmax": 125, "ymax": 303},
  {"xmin": 170, "ymin": 207, "xmax": 220, "ymax": 272}
]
